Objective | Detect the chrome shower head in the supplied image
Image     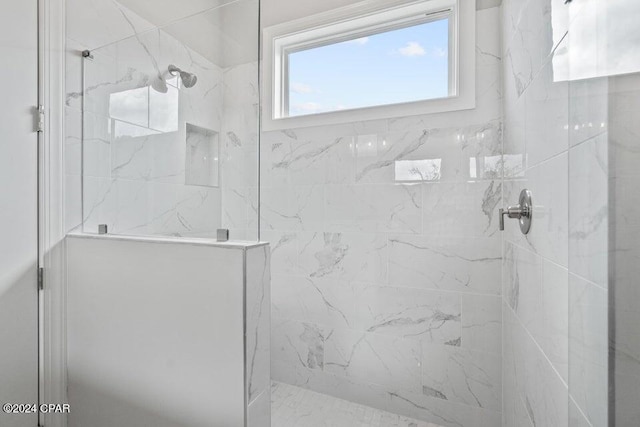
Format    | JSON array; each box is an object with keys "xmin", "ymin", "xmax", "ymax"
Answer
[{"xmin": 168, "ymin": 64, "xmax": 198, "ymax": 88}]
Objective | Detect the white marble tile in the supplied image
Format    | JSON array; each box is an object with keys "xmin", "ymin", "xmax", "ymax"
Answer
[
  {"xmin": 82, "ymin": 112, "xmax": 112, "ymax": 178},
  {"xmin": 271, "ymin": 317, "xmax": 326, "ymax": 371},
  {"xmin": 503, "ymin": 89, "xmax": 526, "ymax": 178},
  {"xmin": 460, "ymin": 294, "xmax": 501, "ymax": 355},
  {"xmin": 66, "ymin": 0, "xmax": 154, "ymax": 50},
  {"xmin": 324, "ymin": 329, "xmax": 422, "ymax": 394},
  {"xmin": 503, "ymin": 151, "xmax": 569, "ymax": 267},
  {"xmin": 65, "ymin": 174, "xmax": 83, "ymax": 233},
  {"xmin": 297, "ymin": 232, "xmax": 388, "ymax": 283},
  {"xmin": 246, "ymin": 245, "xmax": 271, "ymax": 405},
  {"xmin": 325, "ymin": 184, "xmax": 422, "ymax": 234},
  {"xmin": 65, "ymin": 38, "xmax": 88, "ymax": 110},
  {"xmin": 65, "ymin": 107, "xmax": 82, "ymax": 176},
  {"xmin": 389, "ymin": 235, "xmax": 501, "ymax": 295},
  {"xmin": 271, "ymin": 275, "xmax": 355, "ymax": 329},
  {"xmin": 260, "ymin": 186, "xmax": 325, "ymax": 231},
  {"xmin": 503, "ymin": 303, "xmax": 569, "ymax": 427},
  {"xmin": 503, "ymin": 241, "xmax": 569, "ymax": 381},
  {"xmin": 569, "ymin": 133, "xmax": 608, "ymax": 288},
  {"xmin": 260, "ymin": 230, "xmax": 299, "ymax": 276},
  {"xmin": 421, "ymin": 345, "xmax": 501, "ymax": 411},
  {"xmin": 261, "ymin": 131, "xmax": 356, "ymax": 187},
  {"xmin": 110, "ymin": 126, "xmax": 184, "ymax": 183},
  {"xmin": 568, "ymin": 274, "xmax": 608, "ymax": 427},
  {"xmin": 354, "ymin": 285, "xmax": 461, "ymax": 346},
  {"xmin": 524, "ymin": 38, "xmax": 569, "ymax": 168},
  {"xmin": 422, "ymin": 180, "xmax": 503, "ymax": 239},
  {"xmin": 476, "ymin": 8, "xmax": 502, "ymax": 67}
]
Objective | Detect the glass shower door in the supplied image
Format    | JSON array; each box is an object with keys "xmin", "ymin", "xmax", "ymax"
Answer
[{"xmin": 80, "ymin": 0, "xmax": 259, "ymax": 241}]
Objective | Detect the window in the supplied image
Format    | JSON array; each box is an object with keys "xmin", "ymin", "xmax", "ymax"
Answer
[{"xmin": 264, "ymin": 0, "xmax": 476, "ymax": 130}]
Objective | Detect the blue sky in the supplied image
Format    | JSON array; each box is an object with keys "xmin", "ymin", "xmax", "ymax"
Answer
[{"xmin": 288, "ymin": 18, "xmax": 449, "ymax": 116}]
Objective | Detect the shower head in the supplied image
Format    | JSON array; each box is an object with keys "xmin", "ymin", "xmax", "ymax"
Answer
[{"xmin": 168, "ymin": 64, "xmax": 198, "ymax": 88}]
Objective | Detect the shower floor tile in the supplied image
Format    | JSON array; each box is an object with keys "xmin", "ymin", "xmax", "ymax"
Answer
[{"xmin": 271, "ymin": 382, "xmax": 443, "ymax": 427}]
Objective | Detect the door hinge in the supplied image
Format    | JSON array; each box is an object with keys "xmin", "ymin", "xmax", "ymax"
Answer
[
  {"xmin": 36, "ymin": 105, "xmax": 44, "ymax": 133},
  {"xmin": 38, "ymin": 267, "xmax": 44, "ymax": 290}
]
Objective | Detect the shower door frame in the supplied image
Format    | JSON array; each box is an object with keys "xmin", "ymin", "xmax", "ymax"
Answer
[{"xmin": 37, "ymin": 0, "xmax": 67, "ymax": 425}]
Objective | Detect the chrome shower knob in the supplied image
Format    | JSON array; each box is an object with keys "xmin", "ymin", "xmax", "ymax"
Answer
[{"xmin": 499, "ymin": 189, "xmax": 532, "ymax": 234}]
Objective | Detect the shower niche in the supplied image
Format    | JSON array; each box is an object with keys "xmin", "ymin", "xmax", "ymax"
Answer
[{"xmin": 185, "ymin": 123, "xmax": 219, "ymax": 188}]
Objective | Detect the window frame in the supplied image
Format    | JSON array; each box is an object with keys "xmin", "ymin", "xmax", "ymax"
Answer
[{"xmin": 263, "ymin": 0, "xmax": 476, "ymax": 131}]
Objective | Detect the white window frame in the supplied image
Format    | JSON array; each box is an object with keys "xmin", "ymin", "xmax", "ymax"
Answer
[{"xmin": 263, "ymin": 0, "xmax": 476, "ymax": 131}]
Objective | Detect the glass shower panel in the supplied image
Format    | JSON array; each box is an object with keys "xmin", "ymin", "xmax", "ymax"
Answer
[
  {"xmin": 568, "ymin": 0, "xmax": 640, "ymax": 425},
  {"xmin": 81, "ymin": 0, "xmax": 259, "ymax": 240}
]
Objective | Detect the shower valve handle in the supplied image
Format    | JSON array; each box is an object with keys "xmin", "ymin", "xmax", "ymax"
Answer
[{"xmin": 499, "ymin": 189, "xmax": 533, "ymax": 234}]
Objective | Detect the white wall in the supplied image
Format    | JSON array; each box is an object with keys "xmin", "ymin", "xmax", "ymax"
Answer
[
  {"xmin": 0, "ymin": 1, "xmax": 39, "ymax": 426},
  {"xmin": 66, "ymin": 235, "xmax": 270, "ymax": 427}
]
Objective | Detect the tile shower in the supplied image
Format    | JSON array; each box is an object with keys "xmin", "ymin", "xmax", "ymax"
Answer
[{"xmin": 50, "ymin": 0, "xmax": 624, "ymax": 426}]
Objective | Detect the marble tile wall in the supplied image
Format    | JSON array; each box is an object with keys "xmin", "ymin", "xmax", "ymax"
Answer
[
  {"xmin": 246, "ymin": 244, "xmax": 272, "ymax": 425},
  {"xmin": 263, "ymin": 7, "xmax": 503, "ymax": 426},
  {"xmin": 65, "ymin": 0, "xmax": 259, "ymax": 239},
  {"xmin": 501, "ymin": 0, "xmax": 610, "ymax": 426}
]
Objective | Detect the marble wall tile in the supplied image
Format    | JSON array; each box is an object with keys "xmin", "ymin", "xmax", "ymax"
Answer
[
  {"xmin": 354, "ymin": 285, "xmax": 461, "ymax": 345},
  {"xmin": 66, "ymin": 0, "xmax": 154, "ymax": 50},
  {"xmin": 568, "ymin": 274, "xmax": 607, "ymax": 427},
  {"xmin": 524, "ymin": 38, "xmax": 569, "ymax": 167},
  {"xmin": 271, "ymin": 276, "xmax": 355, "ymax": 329},
  {"xmin": 65, "ymin": 38, "xmax": 88, "ymax": 111},
  {"xmin": 261, "ymin": 132, "xmax": 356, "ymax": 187},
  {"xmin": 260, "ymin": 186, "xmax": 325, "ymax": 231},
  {"xmin": 504, "ymin": 151, "xmax": 569, "ymax": 267},
  {"xmin": 111, "ymin": 128, "xmax": 184, "ymax": 184},
  {"xmin": 259, "ymin": 230, "xmax": 299, "ymax": 276},
  {"xmin": 503, "ymin": 241, "xmax": 568, "ymax": 381},
  {"xmin": 325, "ymin": 184, "xmax": 422, "ymax": 234},
  {"xmin": 246, "ymin": 245, "xmax": 271, "ymax": 405},
  {"xmin": 324, "ymin": 329, "xmax": 422, "ymax": 394},
  {"xmin": 389, "ymin": 235, "xmax": 502, "ymax": 295},
  {"xmin": 421, "ymin": 345, "xmax": 501, "ymax": 411},
  {"xmin": 476, "ymin": 7, "xmax": 502, "ymax": 67},
  {"xmin": 422, "ymin": 180, "xmax": 503, "ymax": 239},
  {"xmin": 65, "ymin": 107, "xmax": 82, "ymax": 176},
  {"xmin": 503, "ymin": 91, "xmax": 526, "ymax": 178},
  {"xmin": 569, "ymin": 133, "xmax": 608, "ymax": 288},
  {"xmin": 297, "ymin": 232, "xmax": 388, "ymax": 283},
  {"xmin": 260, "ymin": 6, "xmax": 506, "ymax": 424},
  {"xmin": 271, "ymin": 317, "xmax": 327, "ymax": 374},
  {"xmin": 460, "ymin": 294, "xmax": 501, "ymax": 355},
  {"xmin": 503, "ymin": 303, "xmax": 568, "ymax": 427}
]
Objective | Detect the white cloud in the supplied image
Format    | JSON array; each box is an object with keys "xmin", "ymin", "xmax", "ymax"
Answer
[
  {"xmin": 347, "ymin": 37, "xmax": 369, "ymax": 45},
  {"xmin": 290, "ymin": 82, "xmax": 314, "ymax": 94},
  {"xmin": 398, "ymin": 41, "xmax": 426, "ymax": 57}
]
